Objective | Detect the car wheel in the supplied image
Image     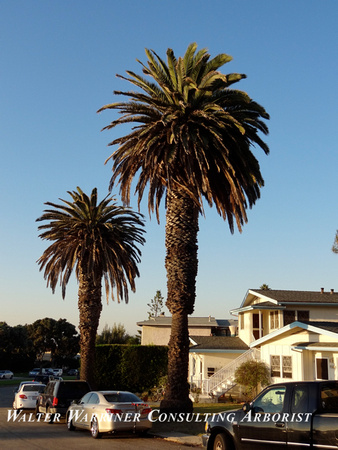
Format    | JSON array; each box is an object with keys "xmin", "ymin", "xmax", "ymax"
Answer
[
  {"xmin": 67, "ymin": 414, "xmax": 75, "ymax": 431},
  {"xmin": 213, "ymin": 433, "xmax": 230, "ymax": 450},
  {"xmin": 90, "ymin": 416, "xmax": 101, "ymax": 439}
]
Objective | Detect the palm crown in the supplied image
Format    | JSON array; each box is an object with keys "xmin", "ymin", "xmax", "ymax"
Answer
[
  {"xmin": 98, "ymin": 42, "xmax": 269, "ymax": 231},
  {"xmin": 36, "ymin": 187, "xmax": 145, "ymax": 303}
]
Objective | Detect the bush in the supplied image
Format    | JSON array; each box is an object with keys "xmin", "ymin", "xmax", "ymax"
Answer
[
  {"xmin": 234, "ymin": 360, "xmax": 270, "ymax": 401},
  {"xmin": 95, "ymin": 344, "xmax": 168, "ymax": 392}
]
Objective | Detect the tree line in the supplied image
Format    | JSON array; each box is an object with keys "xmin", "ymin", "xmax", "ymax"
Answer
[{"xmin": 0, "ymin": 318, "xmax": 140, "ymax": 371}]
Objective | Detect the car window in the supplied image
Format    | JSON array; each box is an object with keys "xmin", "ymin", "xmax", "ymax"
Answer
[
  {"xmin": 59, "ymin": 382, "xmax": 90, "ymax": 397},
  {"xmin": 104, "ymin": 392, "xmax": 141, "ymax": 403},
  {"xmin": 253, "ymin": 386, "xmax": 286, "ymax": 413},
  {"xmin": 320, "ymin": 383, "xmax": 338, "ymax": 412},
  {"xmin": 45, "ymin": 383, "xmax": 54, "ymax": 395},
  {"xmin": 88, "ymin": 393, "xmax": 99, "ymax": 404},
  {"xmin": 23, "ymin": 385, "xmax": 46, "ymax": 393},
  {"xmin": 80, "ymin": 392, "xmax": 93, "ymax": 404},
  {"xmin": 291, "ymin": 386, "xmax": 309, "ymax": 413}
]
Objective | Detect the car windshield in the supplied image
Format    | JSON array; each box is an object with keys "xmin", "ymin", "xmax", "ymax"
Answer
[
  {"xmin": 23, "ymin": 385, "xmax": 46, "ymax": 393},
  {"xmin": 104, "ymin": 392, "xmax": 141, "ymax": 403}
]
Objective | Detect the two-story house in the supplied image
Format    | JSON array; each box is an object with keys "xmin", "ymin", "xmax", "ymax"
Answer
[
  {"xmin": 138, "ymin": 288, "xmax": 338, "ymax": 400},
  {"xmin": 197, "ymin": 288, "xmax": 338, "ymax": 399}
]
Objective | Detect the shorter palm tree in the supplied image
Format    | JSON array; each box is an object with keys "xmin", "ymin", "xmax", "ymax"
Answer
[{"xmin": 36, "ymin": 187, "xmax": 145, "ymax": 386}]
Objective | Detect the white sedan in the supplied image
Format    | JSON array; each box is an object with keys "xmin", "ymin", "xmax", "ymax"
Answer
[
  {"xmin": 0, "ymin": 370, "xmax": 14, "ymax": 379},
  {"xmin": 13, "ymin": 383, "xmax": 46, "ymax": 410},
  {"xmin": 66, "ymin": 390, "xmax": 152, "ymax": 439}
]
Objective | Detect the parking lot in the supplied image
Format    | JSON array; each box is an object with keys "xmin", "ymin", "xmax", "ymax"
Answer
[{"xmin": 0, "ymin": 385, "xmax": 187, "ymax": 449}]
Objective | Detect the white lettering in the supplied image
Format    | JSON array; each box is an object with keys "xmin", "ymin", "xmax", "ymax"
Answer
[
  {"xmin": 281, "ymin": 413, "xmax": 289, "ymax": 422},
  {"xmin": 148, "ymin": 409, "xmax": 159, "ymax": 422},
  {"xmin": 241, "ymin": 411, "xmax": 253, "ymax": 422},
  {"xmin": 227, "ymin": 413, "xmax": 235, "ymax": 423},
  {"xmin": 124, "ymin": 412, "xmax": 132, "ymax": 422},
  {"xmin": 7, "ymin": 410, "xmax": 22, "ymax": 422}
]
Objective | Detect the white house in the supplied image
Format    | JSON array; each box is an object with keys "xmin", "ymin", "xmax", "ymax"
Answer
[
  {"xmin": 190, "ymin": 288, "xmax": 338, "ymax": 398},
  {"xmin": 137, "ymin": 288, "xmax": 338, "ymax": 399}
]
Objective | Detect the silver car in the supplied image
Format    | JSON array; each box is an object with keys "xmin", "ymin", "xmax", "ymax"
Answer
[
  {"xmin": 66, "ymin": 390, "xmax": 152, "ymax": 438},
  {"xmin": 13, "ymin": 383, "xmax": 46, "ymax": 410},
  {"xmin": 0, "ymin": 370, "xmax": 14, "ymax": 379}
]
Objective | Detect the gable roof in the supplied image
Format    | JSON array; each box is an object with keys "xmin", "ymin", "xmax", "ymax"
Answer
[
  {"xmin": 189, "ymin": 336, "xmax": 249, "ymax": 352},
  {"xmin": 232, "ymin": 289, "xmax": 338, "ymax": 313},
  {"xmin": 250, "ymin": 320, "xmax": 338, "ymax": 348}
]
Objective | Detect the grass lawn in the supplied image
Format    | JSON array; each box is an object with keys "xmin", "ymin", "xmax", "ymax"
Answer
[
  {"xmin": 0, "ymin": 373, "xmax": 76, "ymax": 387},
  {"xmin": 150, "ymin": 402, "xmax": 240, "ymax": 436}
]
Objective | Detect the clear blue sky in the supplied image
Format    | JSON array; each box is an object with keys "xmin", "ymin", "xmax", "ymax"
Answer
[{"xmin": 1, "ymin": 1, "xmax": 338, "ymax": 335}]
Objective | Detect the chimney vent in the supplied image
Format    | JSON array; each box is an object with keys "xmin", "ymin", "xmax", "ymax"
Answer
[
  {"xmin": 331, "ymin": 289, "xmax": 334, "ymax": 294},
  {"xmin": 321, "ymin": 287, "xmax": 324, "ymax": 294}
]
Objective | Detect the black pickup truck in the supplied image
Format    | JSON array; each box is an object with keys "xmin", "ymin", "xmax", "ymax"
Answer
[{"xmin": 203, "ymin": 381, "xmax": 338, "ymax": 450}]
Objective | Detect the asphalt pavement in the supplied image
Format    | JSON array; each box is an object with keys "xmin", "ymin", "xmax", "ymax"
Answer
[{"xmin": 0, "ymin": 384, "xmax": 203, "ymax": 448}]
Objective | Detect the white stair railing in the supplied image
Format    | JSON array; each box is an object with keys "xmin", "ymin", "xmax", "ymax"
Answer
[{"xmin": 205, "ymin": 348, "xmax": 261, "ymax": 395}]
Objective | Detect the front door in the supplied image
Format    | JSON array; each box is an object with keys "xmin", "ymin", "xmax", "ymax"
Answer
[{"xmin": 316, "ymin": 358, "xmax": 329, "ymax": 380}]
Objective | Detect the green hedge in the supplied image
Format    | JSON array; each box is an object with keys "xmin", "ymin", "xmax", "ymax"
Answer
[{"xmin": 94, "ymin": 344, "xmax": 168, "ymax": 392}]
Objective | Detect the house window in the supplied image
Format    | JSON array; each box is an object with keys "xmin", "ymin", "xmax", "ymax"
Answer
[
  {"xmin": 283, "ymin": 310, "xmax": 295, "ymax": 325},
  {"xmin": 270, "ymin": 355, "xmax": 292, "ymax": 379},
  {"xmin": 240, "ymin": 313, "xmax": 244, "ymax": 330},
  {"xmin": 207, "ymin": 367, "xmax": 215, "ymax": 377},
  {"xmin": 297, "ymin": 310, "xmax": 309, "ymax": 322},
  {"xmin": 270, "ymin": 311, "xmax": 279, "ymax": 329},
  {"xmin": 282, "ymin": 356, "xmax": 292, "ymax": 378},
  {"xmin": 284, "ymin": 310, "xmax": 309, "ymax": 325},
  {"xmin": 252, "ymin": 313, "xmax": 262, "ymax": 339},
  {"xmin": 270, "ymin": 355, "xmax": 281, "ymax": 377}
]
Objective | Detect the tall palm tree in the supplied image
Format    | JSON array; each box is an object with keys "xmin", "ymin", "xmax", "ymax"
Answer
[
  {"xmin": 36, "ymin": 187, "xmax": 145, "ymax": 387},
  {"xmin": 98, "ymin": 43, "xmax": 270, "ymax": 411}
]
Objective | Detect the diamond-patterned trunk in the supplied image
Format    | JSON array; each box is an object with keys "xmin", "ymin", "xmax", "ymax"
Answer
[
  {"xmin": 161, "ymin": 188, "xmax": 199, "ymax": 413},
  {"xmin": 78, "ymin": 262, "xmax": 102, "ymax": 388}
]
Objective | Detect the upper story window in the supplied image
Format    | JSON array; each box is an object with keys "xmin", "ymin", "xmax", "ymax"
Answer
[
  {"xmin": 283, "ymin": 310, "xmax": 309, "ymax": 325},
  {"xmin": 270, "ymin": 311, "xmax": 279, "ymax": 329}
]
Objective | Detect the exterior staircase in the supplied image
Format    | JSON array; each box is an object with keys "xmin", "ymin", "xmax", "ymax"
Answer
[{"xmin": 199, "ymin": 348, "xmax": 261, "ymax": 400}]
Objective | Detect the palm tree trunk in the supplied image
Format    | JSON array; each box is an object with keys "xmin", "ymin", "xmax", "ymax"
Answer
[
  {"xmin": 78, "ymin": 263, "xmax": 102, "ymax": 388},
  {"xmin": 160, "ymin": 188, "xmax": 199, "ymax": 413}
]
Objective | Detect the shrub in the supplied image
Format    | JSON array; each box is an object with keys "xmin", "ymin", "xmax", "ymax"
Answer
[
  {"xmin": 234, "ymin": 360, "xmax": 270, "ymax": 401},
  {"xmin": 94, "ymin": 344, "xmax": 168, "ymax": 392}
]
